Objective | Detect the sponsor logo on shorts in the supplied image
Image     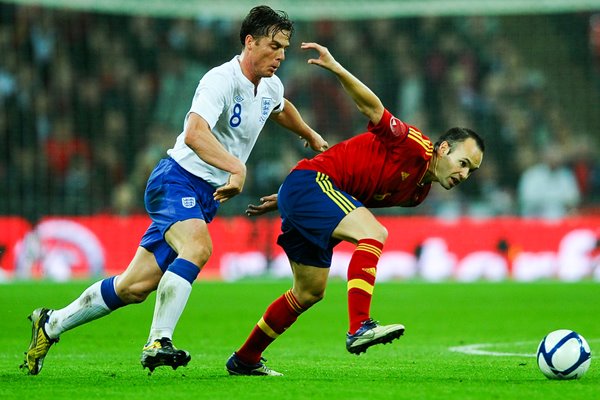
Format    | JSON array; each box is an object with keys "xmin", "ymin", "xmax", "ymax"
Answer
[{"xmin": 182, "ymin": 197, "xmax": 196, "ymax": 208}]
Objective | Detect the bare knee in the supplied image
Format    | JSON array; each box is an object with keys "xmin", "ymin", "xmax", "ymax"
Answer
[
  {"xmin": 333, "ymin": 208, "xmax": 388, "ymax": 244},
  {"xmin": 183, "ymin": 244, "xmax": 212, "ymax": 267},
  {"xmin": 294, "ymin": 288, "xmax": 326, "ymax": 308},
  {"xmin": 166, "ymin": 219, "xmax": 213, "ymax": 267},
  {"xmin": 360, "ymin": 223, "xmax": 388, "ymax": 244},
  {"xmin": 116, "ymin": 281, "xmax": 157, "ymax": 304},
  {"xmin": 371, "ymin": 224, "xmax": 388, "ymax": 244}
]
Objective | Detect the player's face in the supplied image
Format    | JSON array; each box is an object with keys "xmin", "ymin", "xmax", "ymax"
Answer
[
  {"xmin": 246, "ymin": 29, "xmax": 290, "ymax": 79},
  {"xmin": 434, "ymin": 138, "xmax": 483, "ymax": 190}
]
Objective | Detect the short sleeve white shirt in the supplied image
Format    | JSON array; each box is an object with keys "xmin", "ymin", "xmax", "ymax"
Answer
[{"xmin": 167, "ymin": 56, "xmax": 285, "ymax": 187}]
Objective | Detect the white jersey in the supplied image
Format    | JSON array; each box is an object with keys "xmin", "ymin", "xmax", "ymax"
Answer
[{"xmin": 167, "ymin": 56, "xmax": 285, "ymax": 187}]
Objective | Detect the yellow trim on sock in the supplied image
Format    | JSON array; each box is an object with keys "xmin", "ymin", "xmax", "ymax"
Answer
[
  {"xmin": 356, "ymin": 243, "xmax": 382, "ymax": 258},
  {"xmin": 284, "ymin": 290, "xmax": 304, "ymax": 314},
  {"xmin": 347, "ymin": 279, "xmax": 374, "ymax": 295},
  {"xmin": 257, "ymin": 317, "xmax": 279, "ymax": 339}
]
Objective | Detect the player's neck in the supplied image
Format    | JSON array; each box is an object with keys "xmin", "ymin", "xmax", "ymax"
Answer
[
  {"xmin": 238, "ymin": 53, "xmax": 261, "ymax": 89},
  {"xmin": 420, "ymin": 156, "xmax": 438, "ymax": 185}
]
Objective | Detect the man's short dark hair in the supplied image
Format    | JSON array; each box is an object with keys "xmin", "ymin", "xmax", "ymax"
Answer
[
  {"xmin": 240, "ymin": 5, "xmax": 294, "ymax": 45},
  {"xmin": 435, "ymin": 127, "xmax": 485, "ymax": 153}
]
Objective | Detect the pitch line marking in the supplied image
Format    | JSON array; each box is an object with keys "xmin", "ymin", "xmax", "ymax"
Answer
[
  {"xmin": 449, "ymin": 338, "xmax": 599, "ymax": 358},
  {"xmin": 449, "ymin": 341, "xmax": 537, "ymax": 358}
]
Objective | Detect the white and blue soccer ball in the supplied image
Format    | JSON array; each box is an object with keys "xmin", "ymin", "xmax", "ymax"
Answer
[{"xmin": 536, "ymin": 329, "xmax": 591, "ymax": 380}]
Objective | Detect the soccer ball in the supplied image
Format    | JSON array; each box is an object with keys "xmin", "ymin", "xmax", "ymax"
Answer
[{"xmin": 536, "ymin": 329, "xmax": 591, "ymax": 380}]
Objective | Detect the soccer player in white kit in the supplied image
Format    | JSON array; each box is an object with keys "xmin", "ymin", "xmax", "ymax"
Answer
[{"xmin": 21, "ymin": 5, "xmax": 328, "ymax": 375}]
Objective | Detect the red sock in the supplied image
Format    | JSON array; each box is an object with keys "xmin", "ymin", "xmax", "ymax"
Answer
[
  {"xmin": 347, "ymin": 238, "xmax": 383, "ymax": 334},
  {"xmin": 236, "ymin": 289, "xmax": 306, "ymax": 364}
]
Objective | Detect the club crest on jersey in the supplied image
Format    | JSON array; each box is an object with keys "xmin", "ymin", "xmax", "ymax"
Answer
[
  {"xmin": 181, "ymin": 197, "xmax": 196, "ymax": 208},
  {"xmin": 259, "ymin": 97, "xmax": 272, "ymax": 123},
  {"xmin": 390, "ymin": 117, "xmax": 401, "ymax": 136}
]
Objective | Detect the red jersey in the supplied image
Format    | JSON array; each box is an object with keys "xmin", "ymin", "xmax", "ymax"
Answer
[{"xmin": 294, "ymin": 109, "xmax": 433, "ymax": 208}]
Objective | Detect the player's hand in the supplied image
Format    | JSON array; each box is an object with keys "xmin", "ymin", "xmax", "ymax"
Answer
[
  {"xmin": 214, "ymin": 170, "xmax": 246, "ymax": 203},
  {"xmin": 301, "ymin": 132, "xmax": 329, "ymax": 153},
  {"xmin": 246, "ymin": 194, "xmax": 278, "ymax": 216},
  {"xmin": 301, "ymin": 42, "xmax": 340, "ymax": 72}
]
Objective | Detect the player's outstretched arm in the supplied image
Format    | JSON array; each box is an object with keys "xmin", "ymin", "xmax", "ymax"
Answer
[
  {"xmin": 245, "ymin": 194, "xmax": 278, "ymax": 216},
  {"xmin": 301, "ymin": 42, "xmax": 384, "ymax": 125},
  {"xmin": 270, "ymin": 98, "xmax": 329, "ymax": 152}
]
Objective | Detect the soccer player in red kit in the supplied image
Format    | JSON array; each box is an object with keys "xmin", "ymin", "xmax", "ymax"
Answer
[{"xmin": 226, "ymin": 42, "xmax": 485, "ymax": 376}]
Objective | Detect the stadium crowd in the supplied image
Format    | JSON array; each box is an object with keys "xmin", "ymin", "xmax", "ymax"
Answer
[{"xmin": 1, "ymin": 4, "xmax": 599, "ymax": 221}]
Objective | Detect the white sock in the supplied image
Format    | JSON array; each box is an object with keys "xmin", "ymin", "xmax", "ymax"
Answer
[
  {"xmin": 45, "ymin": 280, "xmax": 112, "ymax": 339},
  {"xmin": 147, "ymin": 271, "xmax": 192, "ymax": 343}
]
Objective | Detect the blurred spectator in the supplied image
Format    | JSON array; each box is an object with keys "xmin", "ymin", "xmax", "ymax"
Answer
[
  {"xmin": 395, "ymin": 58, "xmax": 425, "ymax": 124},
  {"xmin": 63, "ymin": 152, "xmax": 93, "ymax": 214},
  {"xmin": 29, "ymin": 10, "xmax": 56, "ymax": 82},
  {"xmin": 129, "ymin": 122, "xmax": 172, "ymax": 198},
  {"xmin": 286, "ymin": 69, "xmax": 354, "ymax": 143},
  {"xmin": 590, "ymin": 14, "xmax": 600, "ymax": 90},
  {"xmin": 154, "ymin": 51, "xmax": 207, "ymax": 130},
  {"xmin": 89, "ymin": 109, "xmax": 127, "ymax": 208},
  {"xmin": 128, "ymin": 16, "xmax": 159, "ymax": 73},
  {"xmin": 467, "ymin": 158, "xmax": 515, "ymax": 217},
  {"xmin": 570, "ymin": 135, "xmax": 600, "ymax": 211},
  {"xmin": 110, "ymin": 181, "xmax": 141, "ymax": 216},
  {"xmin": 44, "ymin": 115, "xmax": 91, "ymax": 179},
  {"xmin": 517, "ymin": 146, "xmax": 581, "ymax": 219},
  {"xmin": 128, "ymin": 72, "xmax": 157, "ymax": 151},
  {"xmin": 74, "ymin": 76, "xmax": 104, "ymax": 140}
]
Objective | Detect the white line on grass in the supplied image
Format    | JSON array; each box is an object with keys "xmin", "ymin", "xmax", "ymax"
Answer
[
  {"xmin": 449, "ymin": 342, "xmax": 536, "ymax": 357},
  {"xmin": 449, "ymin": 338, "xmax": 599, "ymax": 358}
]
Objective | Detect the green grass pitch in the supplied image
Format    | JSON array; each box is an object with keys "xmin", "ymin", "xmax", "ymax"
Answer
[{"xmin": 1, "ymin": 280, "xmax": 599, "ymax": 399}]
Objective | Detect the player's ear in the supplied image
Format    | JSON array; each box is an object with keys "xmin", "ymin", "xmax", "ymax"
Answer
[
  {"xmin": 244, "ymin": 34, "xmax": 254, "ymax": 49},
  {"xmin": 437, "ymin": 141, "xmax": 450, "ymax": 157}
]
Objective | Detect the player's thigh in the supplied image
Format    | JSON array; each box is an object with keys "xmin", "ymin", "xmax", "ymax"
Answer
[
  {"xmin": 332, "ymin": 207, "xmax": 387, "ymax": 244},
  {"xmin": 116, "ymin": 246, "xmax": 163, "ymax": 301},
  {"xmin": 164, "ymin": 218, "xmax": 213, "ymax": 266},
  {"xmin": 290, "ymin": 260, "xmax": 329, "ymax": 305}
]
